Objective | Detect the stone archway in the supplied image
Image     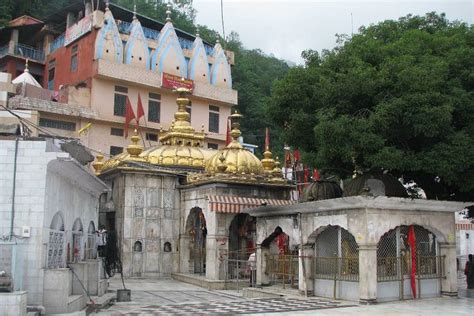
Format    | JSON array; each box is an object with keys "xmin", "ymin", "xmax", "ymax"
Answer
[
  {"xmin": 377, "ymin": 225, "xmax": 442, "ymax": 301},
  {"xmin": 86, "ymin": 221, "xmax": 96, "ymax": 259},
  {"xmin": 228, "ymin": 213, "xmax": 256, "ymax": 259},
  {"xmin": 71, "ymin": 218, "xmax": 83, "ymax": 262},
  {"xmin": 185, "ymin": 207, "xmax": 207, "ymax": 274}
]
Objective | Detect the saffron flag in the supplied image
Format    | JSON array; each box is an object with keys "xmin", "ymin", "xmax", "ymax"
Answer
[
  {"xmin": 124, "ymin": 96, "xmax": 136, "ymax": 138},
  {"xmin": 136, "ymin": 93, "xmax": 145, "ymax": 128},
  {"xmin": 225, "ymin": 119, "xmax": 231, "ymax": 145},
  {"xmin": 407, "ymin": 225, "xmax": 417, "ymax": 298},
  {"xmin": 265, "ymin": 127, "xmax": 270, "ymax": 151},
  {"xmin": 293, "ymin": 149, "xmax": 301, "ymax": 162}
]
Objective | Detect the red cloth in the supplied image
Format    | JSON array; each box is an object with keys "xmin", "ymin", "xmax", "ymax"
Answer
[
  {"xmin": 313, "ymin": 168, "xmax": 320, "ymax": 181},
  {"xmin": 408, "ymin": 225, "xmax": 417, "ymax": 298},
  {"xmin": 304, "ymin": 166, "xmax": 309, "ymax": 183},
  {"xmin": 136, "ymin": 93, "xmax": 145, "ymax": 128},
  {"xmin": 276, "ymin": 234, "xmax": 287, "ymax": 254},
  {"xmin": 293, "ymin": 149, "xmax": 301, "ymax": 162},
  {"xmin": 265, "ymin": 127, "xmax": 270, "ymax": 150},
  {"xmin": 124, "ymin": 96, "xmax": 136, "ymax": 138},
  {"xmin": 225, "ymin": 119, "xmax": 231, "ymax": 145}
]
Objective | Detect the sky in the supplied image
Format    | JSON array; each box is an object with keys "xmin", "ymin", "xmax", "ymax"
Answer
[{"xmin": 192, "ymin": 0, "xmax": 474, "ymax": 64}]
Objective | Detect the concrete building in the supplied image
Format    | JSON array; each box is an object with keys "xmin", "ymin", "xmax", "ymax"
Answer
[
  {"xmin": 247, "ymin": 175, "xmax": 472, "ymax": 303},
  {"xmin": 1, "ymin": 0, "xmax": 236, "ymax": 158},
  {"xmin": 0, "ymin": 138, "xmax": 109, "ymax": 315}
]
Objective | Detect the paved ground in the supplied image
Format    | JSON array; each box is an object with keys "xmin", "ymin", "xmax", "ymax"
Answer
[{"xmin": 92, "ymin": 274, "xmax": 474, "ymax": 315}]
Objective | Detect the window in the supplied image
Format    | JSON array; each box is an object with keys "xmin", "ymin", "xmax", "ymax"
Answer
[
  {"xmin": 209, "ymin": 105, "xmax": 219, "ymax": 133},
  {"xmin": 110, "ymin": 146, "xmax": 123, "ymax": 156},
  {"xmin": 208, "ymin": 143, "xmax": 218, "ymax": 150},
  {"xmin": 110, "ymin": 127, "xmax": 124, "ymax": 136},
  {"xmin": 48, "ymin": 59, "xmax": 55, "ymax": 90},
  {"xmin": 148, "ymin": 93, "xmax": 161, "ymax": 123},
  {"xmin": 70, "ymin": 45, "xmax": 78, "ymax": 72},
  {"xmin": 114, "ymin": 86, "xmax": 128, "ymax": 117},
  {"xmin": 39, "ymin": 118, "xmax": 76, "ymax": 131},
  {"xmin": 146, "ymin": 133, "xmax": 158, "ymax": 142}
]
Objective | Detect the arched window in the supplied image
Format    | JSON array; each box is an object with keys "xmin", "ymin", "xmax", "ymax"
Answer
[
  {"xmin": 164, "ymin": 242, "xmax": 172, "ymax": 252},
  {"xmin": 86, "ymin": 221, "xmax": 96, "ymax": 259},
  {"xmin": 133, "ymin": 240, "xmax": 143, "ymax": 252}
]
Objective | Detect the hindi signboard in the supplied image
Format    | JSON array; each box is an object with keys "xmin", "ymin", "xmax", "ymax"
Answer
[
  {"xmin": 64, "ymin": 15, "xmax": 93, "ymax": 46},
  {"xmin": 161, "ymin": 72, "xmax": 194, "ymax": 92}
]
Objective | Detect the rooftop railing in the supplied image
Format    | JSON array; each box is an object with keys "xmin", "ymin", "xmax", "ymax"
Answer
[
  {"xmin": 50, "ymin": 33, "xmax": 65, "ymax": 54},
  {"xmin": 15, "ymin": 43, "xmax": 45, "ymax": 62},
  {"xmin": 117, "ymin": 20, "xmax": 214, "ymax": 56}
]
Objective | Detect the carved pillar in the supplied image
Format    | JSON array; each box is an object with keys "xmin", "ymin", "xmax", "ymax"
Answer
[
  {"xmin": 205, "ymin": 234, "xmax": 228, "ymax": 280},
  {"xmin": 298, "ymin": 245, "xmax": 314, "ymax": 296},
  {"xmin": 358, "ymin": 243, "xmax": 378, "ymax": 304}
]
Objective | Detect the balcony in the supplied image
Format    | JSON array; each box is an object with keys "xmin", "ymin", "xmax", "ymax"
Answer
[
  {"xmin": 14, "ymin": 44, "xmax": 45, "ymax": 62},
  {"xmin": 94, "ymin": 59, "xmax": 237, "ymax": 105},
  {"xmin": 50, "ymin": 33, "xmax": 65, "ymax": 54}
]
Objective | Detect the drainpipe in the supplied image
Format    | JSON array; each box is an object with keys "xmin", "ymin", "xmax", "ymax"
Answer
[{"xmin": 9, "ymin": 137, "xmax": 19, "ymax": 241}]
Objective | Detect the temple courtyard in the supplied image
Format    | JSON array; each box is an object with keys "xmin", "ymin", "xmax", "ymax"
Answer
[{"xmin": 90, "ymin": 275, "xmax": 474, "ymax": 315}]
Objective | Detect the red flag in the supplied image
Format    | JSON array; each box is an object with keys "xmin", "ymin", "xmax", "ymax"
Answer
[
  {"xmin": 225, "ymin": 119, "xmax": 231, "ymax": 145},
  {"xmin": 407, "ymin": 225, "xmax": 417, "ymax": 298},
  {"xmin": 265, "ymin": 127, "xmax": 270, "ymax": 151},
  {"xmin": 304, "ymin": 166, "xmax": 309, "ymax": 183},
  {"xmin": 136, "ymin": 93, "xmax": 145, "ymax": 128},
  {"xmin": 124, "ymin": 96, "xmax": 136, "ymax": 138},
  {"xmin": 313, "ymin": 168, "xmax": 320, "ymax": 181},
  {"xmin": 293, "ymin": 149, "xmax": 301, "ymax": 162}
]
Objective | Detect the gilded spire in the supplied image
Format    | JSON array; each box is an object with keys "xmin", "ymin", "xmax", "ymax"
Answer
[
  {"xmin": 92, "ymin": 153, "xmax": 104, "ymax": 175},
  {"xmin": 261, "ymin": 127, "xmax": 275, "ymax": 172},
  {"xmin": 24, "ymin": 59, "xmax": 29, "ymax": 73},
  {"xmin": 158, "ymin": 87, "xmax": 205, "ymax": 146},
  {"xmin": 127, "ymin": 129, "xmax": 143, "ymax": 157},
  {"xmin": 133, "ymin": 1, "xmax": 137, "ymax": 19},
  {"xmin": 166, "ymin": 2, "xmax": 172, "ymax": 22},
  {"xmin": 227, "ymin": 110, "xmax": 243, "ymax": 149}
]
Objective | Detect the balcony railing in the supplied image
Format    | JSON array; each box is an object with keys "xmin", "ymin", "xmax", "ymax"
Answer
[
  {"xmin": 14, "ymin": 43, "xmax": 45, "ymax": 62},
  {"xmin": 50, "ymin": 33, "xmax": 65, "ymax": 54},
  {"xmin": 116, "ymin": 20, "xmax": 213, "ymax": 56}
]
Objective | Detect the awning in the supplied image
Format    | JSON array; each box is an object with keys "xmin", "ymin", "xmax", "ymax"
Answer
[
  {"xmin": 456, "ymin": 223, "xmax": 474, "ymax": 231},
  {"xmin": 208, "ymin": 195, "xmax": 295, "ymax": 214}
]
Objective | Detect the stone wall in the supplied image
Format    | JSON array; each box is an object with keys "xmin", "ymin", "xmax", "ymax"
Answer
[{"xmin": 0, "ymin": 291, "xmax": 27, "ymax": 316}]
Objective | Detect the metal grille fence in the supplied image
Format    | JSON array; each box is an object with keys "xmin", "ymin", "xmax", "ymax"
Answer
[
  {"xmin": 377, "ymin": 225, "xmax": 444, "ymax": 282},
  {"xmin": 224, "ymin": 250, "xmax": 256, "ymax": 290},
  {"xmin": 266, "ymin": 253, "xmax": 299, "ymax": 289},
  {"xmin": 314, "ymin": 226, "xmax": 359, "ymax": 282}
]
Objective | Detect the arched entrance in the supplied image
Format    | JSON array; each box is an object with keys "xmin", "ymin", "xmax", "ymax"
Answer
[
  {"xmin": 311, "ymin": 225, "xmax": 359, "ymax": 300},
  {"xmin": 71, "ymin": 218, "xmax": 83, "ymax": 263},
  {"xmin": 48, "ymin": 212, "xmax": 66, "ymax": 268},
  {"xmin": 86, "ymin": 221, "xmax": 96, "ymax": 259},
  {"xmin": 377, "ymin": 225, "xmax": 442, "ymax": 301},
  {"xmin": 185, "ymin": 207, "xmax": 207, "ymax": 274},
  {"xmin": 228, "ymin": 213, "xmax": 256, "ymax": 258},
  {"xmin": 262, "ymin": 227, "xmax": 296, "ymax": 288}
]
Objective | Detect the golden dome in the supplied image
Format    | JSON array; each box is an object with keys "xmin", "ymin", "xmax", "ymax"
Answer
[
  {"xmin": 205, "ymin": 112, "xmax": 264, "ymax": 175},
  {"xmin": 139, "ymin": 87, "xmax": 214, "ymax": 168}
]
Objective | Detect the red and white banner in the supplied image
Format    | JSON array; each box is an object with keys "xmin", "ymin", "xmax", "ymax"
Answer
[{"xmin": 161, "ymin": 72, "xmax": 194, "ymax": 92}]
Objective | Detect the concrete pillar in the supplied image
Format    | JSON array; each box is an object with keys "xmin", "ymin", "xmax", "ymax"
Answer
[
  {"xmin": 358, "ymin": 243, "xmax": 378, "ymax": 304},
  {"xmin": 298, "ymin": 245, "xmax": 314, "ymax": 296},
  {"xmin": 8, "ymin": 29, "xmax": 19, "ymax": 54},
  {"xmin": 179, "ymin": 235, "xmax": 191, "ymax": 273},
  {"xmin": 66, "ymin": 12, "xmax": 75, "ymax": 28},
  {"xmin": 439, "ymin": 242, "xmax": 458, "ymax": 296},
  {"xmin": 256, "ymin": 245, "xmax": 270, "ymax": 286},
  {"xmin": 205, "ymin": 235, "xmax": 228, "ymax": 280}
]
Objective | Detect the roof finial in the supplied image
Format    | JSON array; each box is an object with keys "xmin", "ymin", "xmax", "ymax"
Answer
[
  {"xmin": 133, "ymin": 0, "xmax": 137, "ymax": 19},
  {"xmin": 166, "ymin": 1, "xmax": 172, "ymax": 22},
  {"xmin": 105, "ymin": 0, "xmax": 110, "ymax": 11},
  {"xmin": 24, "ymin": 59, "xmax": 29, "ymax": 73},
  {"xmin": 196, "ymin": 31, "xmax": 200, "ymax": 38}
]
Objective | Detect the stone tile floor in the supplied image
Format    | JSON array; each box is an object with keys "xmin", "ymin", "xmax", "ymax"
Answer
[{"xmin": 92, "ymin": 274, "xmax": 474, "ymax": 315}]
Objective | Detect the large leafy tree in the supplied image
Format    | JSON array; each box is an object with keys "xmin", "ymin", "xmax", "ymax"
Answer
[{"xmin": 269, "ymin": 13, "xmax": 474, "ymax": 200}]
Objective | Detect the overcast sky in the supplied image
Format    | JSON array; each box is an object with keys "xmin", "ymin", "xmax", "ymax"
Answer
[{"xmin": 192, "ymin": 0, "xmax": 473, "ymax": 64}]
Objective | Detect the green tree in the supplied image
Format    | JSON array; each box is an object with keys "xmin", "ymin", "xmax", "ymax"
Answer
[{"xmin": 269, "ymin": 12, "xmax": 474, "ymax": 200}]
